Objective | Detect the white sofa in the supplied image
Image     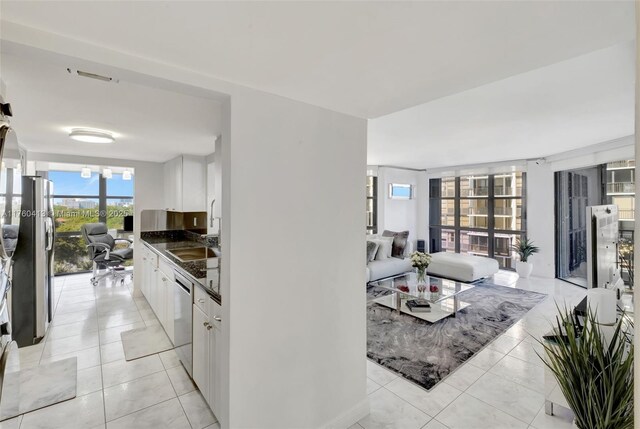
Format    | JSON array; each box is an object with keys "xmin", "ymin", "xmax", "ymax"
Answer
[
  {"xmin": 426, "ymin": 252, "xmax": 499, "ymax": 283},
  {"xmin": 366, "ymin": 241, "xmax": 413, "ymax": 282}
]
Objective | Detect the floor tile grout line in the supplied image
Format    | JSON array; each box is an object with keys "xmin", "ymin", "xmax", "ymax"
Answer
[
  {"xmin": 445, "ymin": 379, "xmax": 540, "ymax": 427},
  {"xmin": 105, "ymin": 396, "xmax": 181, "ymax": 425},
  {"xmin": 373, "ymin": 385, "xmax": 439, "ymax": 420},
  {"xmin": 166, "ymin": 364, "xmax": 195, "ymax": 428}
]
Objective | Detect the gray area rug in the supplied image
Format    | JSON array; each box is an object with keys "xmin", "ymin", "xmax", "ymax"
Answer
[
  {"xmin": 367, "ymin": 280, "xmax": 546, "ymax": 390},
  {"xmin": 121, "ymin": 325, "xmax": 173, "ymax": 361}
]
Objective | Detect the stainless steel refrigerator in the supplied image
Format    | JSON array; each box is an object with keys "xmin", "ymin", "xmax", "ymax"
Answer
[{"xmin": 12, "ymin": 176, "xmax": 55, "ymax": 347}]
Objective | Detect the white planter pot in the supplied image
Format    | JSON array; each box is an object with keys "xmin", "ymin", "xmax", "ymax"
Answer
[{"xmin": 516, "ymin": 261, "xmax": 533, "ymax": 278}]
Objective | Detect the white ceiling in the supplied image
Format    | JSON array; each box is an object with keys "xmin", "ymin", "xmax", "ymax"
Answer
[
  {"xmin": 1, "ymin": 1, "xmax": 635, "ymax": 119},
  {"xmin": 368, "ymin": 42, "xmax": 635, "ymax": 169},
  {"xmin": 0, "ymin": 52, "xmax": 221, "ymax": 163}
]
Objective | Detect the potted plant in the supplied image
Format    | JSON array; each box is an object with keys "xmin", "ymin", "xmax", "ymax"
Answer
[
  {"xmin": 512, "ymin": 237, "xmax": 539, "ymax": 278},
  {"xmin": 539, "ymin": 308, "xmax": 634, "ymax": 429}
]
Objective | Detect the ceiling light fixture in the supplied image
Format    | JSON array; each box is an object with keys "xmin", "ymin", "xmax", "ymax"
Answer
[
  {"xmin": 69, "ymin": 129, "xmax": 115, "ymax": 144},
  {"xmin": 102, "ymin": 168, "xmax": 112, "ymax": 179},
  {"xmin": 81, "ymin": 167, "xmax": 92, "ymax": 179},
  {"xmin": 122, "ymin": 170, "xmax": 132, "ymax": 181}
]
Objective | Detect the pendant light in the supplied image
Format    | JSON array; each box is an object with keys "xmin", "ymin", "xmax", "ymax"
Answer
[
  {"xmin": 122, "ymin": 169, "xmax": 132, "ymax": 181},
  {"xmin": 102, "ymin": 168, "xmax": 112, "ymax": 179},
  {"xmin": 81, "ymin": 167, "xmax": 91, "ymax": 179}
]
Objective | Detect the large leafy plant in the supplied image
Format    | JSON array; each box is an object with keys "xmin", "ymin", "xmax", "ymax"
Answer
[
  {"xmin": 539, "ymin": 307, "xmax": 634, "ymax": 429},
  {"xmin": 511, "ymin": 237, "xmax": 539, "ymax": 262}
]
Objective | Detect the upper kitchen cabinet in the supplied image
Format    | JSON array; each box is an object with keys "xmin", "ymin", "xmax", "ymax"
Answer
[{"xmin": 164, "ymin": 155, "xmax": 207, "ymax": 211}]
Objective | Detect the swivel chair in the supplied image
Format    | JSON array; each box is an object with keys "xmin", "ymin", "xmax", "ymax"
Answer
[{"xmin": 81, "ymin": 223, "xmax": 133, "ymax": 286}]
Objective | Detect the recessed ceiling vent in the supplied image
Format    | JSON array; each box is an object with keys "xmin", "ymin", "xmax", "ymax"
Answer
[{"xmin": 66, "ymin": 68, "xmax": 119, "ymax": 83}]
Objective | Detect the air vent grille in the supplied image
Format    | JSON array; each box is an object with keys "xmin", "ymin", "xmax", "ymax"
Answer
[{"xmin": 66, "ymin": 68, "xmax": 118, "ymax": 83}]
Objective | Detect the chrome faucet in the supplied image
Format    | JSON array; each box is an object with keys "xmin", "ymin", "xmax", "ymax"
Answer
[{"xmin": 209, "ymin": 199, "xmax": 216, "ymax": 228}]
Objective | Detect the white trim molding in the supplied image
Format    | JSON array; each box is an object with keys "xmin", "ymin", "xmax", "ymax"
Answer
[{"xmin": 320, "ymin": 397, "xmax": 370, "ymax": 429}]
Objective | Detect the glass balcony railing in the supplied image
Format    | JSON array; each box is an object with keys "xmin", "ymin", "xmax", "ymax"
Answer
[
  {"xmin": 607, "ymin": 160, "xmax": 635, "ymax": 169},
  {"xmin": 607, "ymin": 182, "xmax": 635, "ymax": 194},
  {"xmin": 619, "ymin": 209, "xmax": 635, "ymax": 220}
]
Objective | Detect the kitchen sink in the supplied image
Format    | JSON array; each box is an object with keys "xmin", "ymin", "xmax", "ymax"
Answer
[{"xmin": 166, "ymin": 246, "xmax": 219, "ymax": 262}]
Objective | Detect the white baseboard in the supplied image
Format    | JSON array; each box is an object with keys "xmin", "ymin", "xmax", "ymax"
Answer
[{"xmin": 320, "ymin": 397, "xmax": 370, "ymax": 429}]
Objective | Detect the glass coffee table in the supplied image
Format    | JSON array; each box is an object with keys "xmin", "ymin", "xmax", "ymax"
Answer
[{"xmin": 369, "ymin": 272, "xmax": 475, "ymax": 323}]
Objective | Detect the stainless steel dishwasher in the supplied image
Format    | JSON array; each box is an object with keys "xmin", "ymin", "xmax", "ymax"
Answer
[{"xmin": 174, "ymin": 270, "xmax": 193, "ymax": 377}]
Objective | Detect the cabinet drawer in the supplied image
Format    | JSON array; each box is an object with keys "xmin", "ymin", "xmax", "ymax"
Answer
[
  {"xmin": 210, "ymin": 298, "xmax": 222, "ymax": 329},
  {"xmin": 194, "ymin": 286, "xmax": 209, "ymax": 316},
  {"xmin": 143, "ymin": 245, "xmax": 158, "ymax": 268},
  {"xmin": 158, "ymin": 258, "xmax": 174, "ymax": 279}
]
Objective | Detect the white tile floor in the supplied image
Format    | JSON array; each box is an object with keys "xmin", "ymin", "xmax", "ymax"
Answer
[
  {"xmin": 3, "ymin": 273, "xmax": 219, "ymax": 429},
  {"xmin": 5, "ymin": 271, "xmax": 584, "ymax": 429},
  {"xmin": 358, "ymin": 271, "xmax": 586, "ymax": 429}
]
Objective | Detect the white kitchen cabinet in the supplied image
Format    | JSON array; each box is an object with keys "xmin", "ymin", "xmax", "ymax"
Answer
[
  {"xmin": 140, "ymin": 245, "xmax": 176, "ymax": 345},
  {"xmin": 208, "ymin": 297, "xmax": 222, "ymax": 417},
  {"xmin": 192, "ymin": 303, "xmax": 210, "ymax": 402},
  {"xmin": 155, "ymin": 268, "xmax": 166, "ymax": 324},
  {"xmin": 154, "ymin": 267, "xmax": 175, "ymax": 344},
  {"xmin": 164, "ymin": 155, "xmax": 206, "ymax": 212},
  {"xmin": 163, "ymin": 275, "xmax": 175, "ymax": 342},
  {"xmin": 141, "ymin": 247, "xmax": 157, "ymax": 303},
  {"xmin": 191, "ymin": 294, "xmax": 222, "ymax": 413}
]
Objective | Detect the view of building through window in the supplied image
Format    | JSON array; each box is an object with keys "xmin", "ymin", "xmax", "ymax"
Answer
[
  {"xmin": 51, "ymin": 170, "xmax": 134, "ymax": 274},
  {"xmin": 606, "ymin": 160, "xmax": 635, "ymax": 288},
  {"xmin": 429, "ymin": 171, "xmax": 525, "ymax": 269}
]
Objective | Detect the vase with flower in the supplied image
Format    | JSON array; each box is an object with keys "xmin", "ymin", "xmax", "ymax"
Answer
[{"xmin": 410, "ymin": 251, "xmax": 432, "ymax": 295}]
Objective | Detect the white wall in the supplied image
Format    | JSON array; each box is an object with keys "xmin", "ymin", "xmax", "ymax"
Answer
[
  {"xmin": 525, "ymin": 161, "xmax": 555, "ymax": 278},
  {"xmin": 376, "ymin": 166, "xmax": 428, "ymax": 249},
  {"xmin": 25, "ymin": 152, "xmax": 165, "ymax": 293},
  {"xmin": 225, "ymin": 88, "xmax": 368, "ymax": 429}
]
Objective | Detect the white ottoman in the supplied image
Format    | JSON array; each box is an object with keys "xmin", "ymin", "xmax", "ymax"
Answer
[{"xmin": 427, "ymin": 252, "xmax": 499, "ymax": 282}]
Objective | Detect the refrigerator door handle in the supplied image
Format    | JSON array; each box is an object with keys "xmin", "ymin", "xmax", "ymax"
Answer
[{"xmin": 44, "ymin": 218, "xmax": 53, "ymax": 251}]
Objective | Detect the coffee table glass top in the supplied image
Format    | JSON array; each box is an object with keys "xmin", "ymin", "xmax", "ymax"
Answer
[
  {"xmin": 368, "ymin": 272, "xmax": 475, "ymax": 323},
  {"xmin": 369, "ymin": 272, "xmax": 474, "ymax": 303}
]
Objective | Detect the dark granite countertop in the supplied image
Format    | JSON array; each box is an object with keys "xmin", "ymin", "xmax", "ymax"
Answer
[{"xmin": 140, "ymin": 231, "xmax": 221, "ymax": 304}]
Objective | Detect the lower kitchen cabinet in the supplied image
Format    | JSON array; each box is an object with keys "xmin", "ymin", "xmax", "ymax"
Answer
[
  {"xmin": 208, "ymin": 297, "xmax": 222, "ymax": 418},
  {"xmin": 191, "ymin": 296, "xmax": 222, "ymax": 415},
  {"xmin": 140, "ymin": 245, "xmax": 175, "ymax": 344},
  {"xmin": 192, "ymin": 304, "xmax": 209, "ymax": 398}
]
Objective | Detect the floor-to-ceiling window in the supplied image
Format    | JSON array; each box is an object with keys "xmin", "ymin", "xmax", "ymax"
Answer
[
  {"xmin": 429, "ymin": 171, "xmax": 526, "ymax": 269},
  {"xmin": 0, "ymin": 167, "xmax": 22, "ymax": 224},
  {"xmin": 366, "ymin": 175, "xmax": 378, "ymax": 234},
  {"xmin": 606, "ymin": 160, "xmax": 635, "ymax": 289},
  {"xmin": 555, "ymin": 161, "xmax": 635, "ymax": 289},
  {"xmin": 50, "ymin": 170, "xmax": 134, "ymax": 275}
]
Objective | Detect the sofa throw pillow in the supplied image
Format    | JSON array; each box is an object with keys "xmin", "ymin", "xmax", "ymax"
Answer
[
  {"xmin": 378, "ymin": 236, "xmax": 394, "ymax": 259},
  {"xmin": 366, "ymin": 241, "xmax": 379, "ymax": 263},
  {"xmin": 372, "ymin": 239, "xmax": 391, "ymax": 261},
  {"xmin": 382, "ymin": 230, "xmax": 410, "ymax": 258}
]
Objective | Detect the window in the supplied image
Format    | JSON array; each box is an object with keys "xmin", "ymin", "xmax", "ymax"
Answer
[
  {"xmin": 605, "ymin": 160, "xmax": 635, "ymax": 288},
  {"xmin": 0, "ymin": 168, "xmax": 22, "ymax": 225},
  {"xmin": 429, "ymin": 172, "xmax": 526, "ymax": 269},
  {"xmin": 50, "ymin": 170, "xmax": 134, "ymax": 275},
  {"xmin": 366, "ymin": 176, "xmax": 378, "ymax": 234}
]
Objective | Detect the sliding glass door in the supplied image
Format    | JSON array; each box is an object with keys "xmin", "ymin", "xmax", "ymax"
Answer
[{"xmin": 555, "ymin": 165, "xmax": 606, "ymax": 287}]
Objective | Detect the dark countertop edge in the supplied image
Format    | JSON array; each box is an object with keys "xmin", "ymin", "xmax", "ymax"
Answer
[{"xmin": 140, "ymin": 239, "xmax": 222, "ymax": 305}]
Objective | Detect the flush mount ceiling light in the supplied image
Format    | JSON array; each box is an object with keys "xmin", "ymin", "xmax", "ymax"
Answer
[
  {"xmin": 69, "ymin": 129, "xmax": 115, "ymax": 144},
  {"xmin": 81, "ymin": 167, "xmax": 92, "ymax": 179},
  {"xmin": 122, "ymin": 170, "xmax": 132, "ymax": 181},
  {"xmin": 102, "ymin": 168, "xmax": 112, "ymax": 179}
]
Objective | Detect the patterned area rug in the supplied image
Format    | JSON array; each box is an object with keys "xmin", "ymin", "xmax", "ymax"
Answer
[{"xmin": 367, "ymin": 281, "xmax": 546, "ymax": 390}]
